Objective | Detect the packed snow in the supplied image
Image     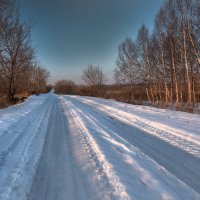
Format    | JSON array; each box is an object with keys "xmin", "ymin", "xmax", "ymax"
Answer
[{"xmin": 0, "ymin": 93, "xmax": 199, "ymax": 200}]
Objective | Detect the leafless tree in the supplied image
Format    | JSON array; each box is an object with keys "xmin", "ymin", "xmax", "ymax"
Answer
[
  {"xmin": 0, "ymin": 0, "xmax": 36, "ymax": 101},
  {"xmin": 82, "ymin": 64, "xmax": 105, "ymax": 86},
  {"xmin": 31, "ymin": 64, "xmax": 50, "ymax": 93},
  {"xmin": 0, "ymin": 0, "xmax": 50, "ymax": 103},
  {"xmin": 136, "ymin": 25, "xmax": 156, "ymax": 103},
  {"xmin": 114, "ymin": 0, "xmax": 200, "ymax": 111},
  {"xmin": 114, "ymin": 38, "xmax": 139, "ymax": 102},
  {"xmin": 81, "ymin": 64, "xmax": 106, "ymax": 96},
  {"xmin": 54, "ymin": 80, "xmax": 76, "ymax": 94}
]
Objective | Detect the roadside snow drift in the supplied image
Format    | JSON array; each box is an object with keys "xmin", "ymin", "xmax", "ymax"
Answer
[{"xmin": 0, "ymin": 94, "xmax": 53, "ymax": 200}]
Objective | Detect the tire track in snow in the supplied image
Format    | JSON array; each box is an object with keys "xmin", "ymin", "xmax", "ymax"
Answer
[
  {"xmin": 72, "ymin": 96, "xmax": 200, "ymax": 158},
  {"xmin": 60, "ymin": 96, "xmax": 200, "ymax": 199},
  {"xmin": 60, "ymin": 96, "xmax": 130, "ymax": 200},
  {"xmin": 28, "ymin": 97, "xmax": 93, "ymax": 200},
  {"xmin": 0, "ymin": 97, "xmax": 50, "ymax": 170}
]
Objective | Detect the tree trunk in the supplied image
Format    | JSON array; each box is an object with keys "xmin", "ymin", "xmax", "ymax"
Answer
[
  {"xmin": 182, "ymin": 22, "xmax": 192, "ymax": 103},
  {"xmin": 169, "ymin": 35, "xmax": 179, "ymax": 104},
  {"xmin": 146, "ymin": 86, "xmax": 151, "ymax": 103}
]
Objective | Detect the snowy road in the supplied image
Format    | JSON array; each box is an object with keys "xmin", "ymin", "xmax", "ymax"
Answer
[
  {"xmin": 28, "ymin": 96, "xmax": 93, "ymax": 200},
  {"xmin": 0, "ymin": 93, "xmax": 200, "ymax": 200}
]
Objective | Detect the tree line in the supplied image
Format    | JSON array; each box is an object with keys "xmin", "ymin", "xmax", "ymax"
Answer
[
  {"xmin": 0, "ymin": 0, "xmax": 49, "ymax": 105},
  {"xmin": 115, "ymin": 0, "xmax": 200, "ymax": 111},
  {"xmin": 55, "ymin": 0, "xmax": 200, "ymax": 112},
  {"xmin": 54, "ymin": 65, "xmax": 106, "ymax": 97}
]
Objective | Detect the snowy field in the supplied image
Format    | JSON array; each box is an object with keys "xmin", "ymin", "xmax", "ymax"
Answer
[{"xmin": 0, "ymin": 93, "xmax": 200, "ymax": 200}]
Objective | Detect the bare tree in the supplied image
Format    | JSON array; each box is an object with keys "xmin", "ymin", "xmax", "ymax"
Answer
[
  {"xmin": 82, "ymin": 64, "xmax": 105, "ymax": 86},
  {"xmin": 0, "ymin": 0, "xmax": 36, "ymax": 101},
  {"xmin": 114, "ymin": 38, "xmax": 139, "ymax": 102},
  {"xmin": 114, "ymin": 0, "xmax": 200, "ymax": 111},
  {"xmin": 31, "ymin": 64, "xmax": 50, "ymax": 93},
  {"xmin": 54, "ymin": 80, "xmax": 76, "ymax": 94},
  {"xmin": 154, "ymin": 8, "xmax": 171, "ymax": 104},
  {"xmin": 137, "ymin": 25, "xmax": 156, "ymax": 103},
  {"xmin": 81, "ymin": 64, "xmax": 106, "ymax": 96}
]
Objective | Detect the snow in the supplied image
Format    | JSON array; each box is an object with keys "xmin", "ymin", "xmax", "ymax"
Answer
[
  {"xmin": 0, "ymin": 94, "xmax": 52, "ymax": 200},
  {"xmin": 59, "ymin": 95, "xmax": 200, "ymax": 199},
  {"xmin": 69, "ymin": 95, "xmax": 200, "ymax": 158},
  {"xmin": 0, "ymin": 93, "xmax": 200, "ymax": 200}
]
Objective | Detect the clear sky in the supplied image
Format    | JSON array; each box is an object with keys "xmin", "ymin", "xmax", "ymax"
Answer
[{"xmin": 18, "ymin": 0, "xmax": 164, "ymax": 84}]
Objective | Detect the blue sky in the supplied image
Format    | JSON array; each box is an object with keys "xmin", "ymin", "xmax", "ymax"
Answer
[{"xmin": 18, "ymin": 0, "xmax": 164, "ymax": 84}]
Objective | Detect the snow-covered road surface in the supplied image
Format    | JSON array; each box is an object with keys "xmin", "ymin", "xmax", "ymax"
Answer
[
  {"xmin": 0, "ymin": 93, "xmax": 200, "ymax": 200},
  {"xmin": 28, "ymin": 96, "xmax": 93, "ymax": 200}
]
